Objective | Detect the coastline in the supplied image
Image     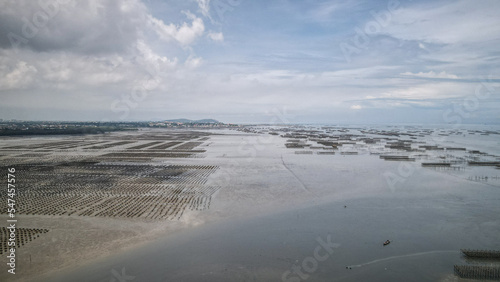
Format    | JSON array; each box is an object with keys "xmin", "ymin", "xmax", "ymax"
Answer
[{"xmin": 1, "ymin": 127, "xmax": 499, "ymax": 281}]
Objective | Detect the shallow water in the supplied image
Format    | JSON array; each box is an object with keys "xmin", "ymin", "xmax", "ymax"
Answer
[
  {"xmin": 44, "ymin": 186, "xmax": 498, "ymax": 281},
  {"xmin": 42, "ymin": 125, "xmax": 500, "ymax": 282}
]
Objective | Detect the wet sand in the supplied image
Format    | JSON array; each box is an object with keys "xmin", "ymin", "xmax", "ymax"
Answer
[{"xmin": 41, "ymin": 175, "xmax": 499, "ymax": 281}]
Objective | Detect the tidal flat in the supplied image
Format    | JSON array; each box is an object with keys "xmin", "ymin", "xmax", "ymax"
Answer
[{"xmin": 1, "ymin": 125, "xmax": 499, "ymax": 281}]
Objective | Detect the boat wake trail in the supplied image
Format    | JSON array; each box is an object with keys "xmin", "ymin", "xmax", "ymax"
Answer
[{"xmin": 346, "ymin": 250, "xmax": 458, "ymax": 269}]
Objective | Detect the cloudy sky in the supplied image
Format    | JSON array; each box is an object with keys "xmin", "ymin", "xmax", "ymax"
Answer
[{"xmin": 0, "ymin": 0, "xmax": 499, "ymax": 124}]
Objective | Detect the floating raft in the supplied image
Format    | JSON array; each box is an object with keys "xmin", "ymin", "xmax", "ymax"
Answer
[
  {"xmin": 454, "ymin": 265, "xmax": 500, "ymax": 280},
  {"xmin": 461, "ymin": 249, "xmax": 500, "ymax": 259},
  {"xmin": 379, "ymin": 155, "xmax": 415, "ymax": 161},
  {"xmin": 422, "ymin": 163, "xmax": 451, "ymax": 167},
  {"xmin": 286, "ymin": 143, "xmax": 305, "ymax": 148},
  {"xmin": 295, "ymin": 151, "xmax": 313, "ymax": 155},
  {"xmin": 468, "ymin": 161, "xmax": 500, "ymax": 166},
  {"xmin": 419, "ymin": 145, "xmax": 444, "ymax": 150}
]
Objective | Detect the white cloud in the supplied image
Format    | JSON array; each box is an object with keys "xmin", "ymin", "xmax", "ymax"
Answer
[
  {"xmin": 401, "ymin": 71, "xmax": 459, "ymax": 79},
  {"xmin": 208, "ymin": 31, "xmax": 224, "ymax": 42},
  {"xmin": 0, "ymin": 61, "xmax": 38, "ymax": 90},
  {"xmin": 382, "ymin": 0, "xmax": 500, "ymax": 45},
  {"xmin": 185, "ymin": 56, "xmax": 203, "ymax": 69},
  {"xmin": 0, "ymin": 0, "xmax": 498, "ymax": 123},
  {"xmin": 196, "ymin": 0, "xmax": 211, "ymax": 18},
  {"xmin": 135, "ymin": 40, "xmax": 178, "ymax": 76},
  {"xmin": 380, "ymin": 82, "xmax": 472, "ymax": 100},
  {"xmin": 148, "ymin": 12, "xmax": 205, "ymax": 46},
  {"xmin": 0, "ymin": 0, "xmax": 211, "ymax": 120}
]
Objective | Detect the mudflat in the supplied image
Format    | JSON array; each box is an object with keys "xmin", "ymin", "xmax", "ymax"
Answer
[{"xmin": 1, "ymin": 126, "xmax": 500, "ymax": 281}]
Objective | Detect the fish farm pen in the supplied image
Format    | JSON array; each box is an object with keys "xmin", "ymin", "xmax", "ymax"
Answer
[
  {"xmin": 468, "ymin": 162, "xmax": 500, "ymax": 166},
  {"xmin": 421, "ymin": 162, "xmax": 451, "ymax": 167},
  {"xmin": 295, "ymin": 151, "xmax": 313, "ymax": 155},
  {"xmin": 379, "ymin": 155, "xmax": 415, "ymax": 161},
  {"xmin": 461, "ymin": 249, "xmax": 500, "ymax": 259},
  {"xmin": 453, "ymin": 249, "xmax": 500, "ymax": 280},
  {"xmin": 453, "ymin": 265, "xmax": 500, "ymax": 280},
  {"xmin": 317, "ymin": 151, "xmax": 335, "ymax": 155},
  {"xmin": 0, "ymin": 131, "xmax": 221, "ymax": 222},
  {"xmin": 0, "ymin": 228, "xmax": 49, "ymax": 254}
]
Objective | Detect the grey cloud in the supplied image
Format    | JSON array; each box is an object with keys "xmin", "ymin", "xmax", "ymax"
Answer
[{"xmin": 0, "ymin": 0, "xmax": 149, "ymax": 54}]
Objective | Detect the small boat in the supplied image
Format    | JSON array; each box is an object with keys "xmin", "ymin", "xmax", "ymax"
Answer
[{"xmin": 383, "ymin": 240, "xmax": 391, "ymax": 246}]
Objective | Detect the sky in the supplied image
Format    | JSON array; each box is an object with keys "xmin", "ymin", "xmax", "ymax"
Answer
[{"xmin": 0, "ymin": 0, "xmax": 499, "ymax": 124}]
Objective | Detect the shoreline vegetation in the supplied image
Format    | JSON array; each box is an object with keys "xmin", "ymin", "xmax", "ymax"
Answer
[
  {"xmin": 0, "ymin": 120, "xmax": 234, "ymax": 136},
  {"xmin": 0, "ymin": 126, "xmax": 137, "ymax": 136}
]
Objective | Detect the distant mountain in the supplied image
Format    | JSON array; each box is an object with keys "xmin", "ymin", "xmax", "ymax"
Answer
[
  {"xmin": 194, "ymin": 119, "xmax": 220, "ymax": 123},
  {"xmin": 165, "ymin": 118, "xmax": 220, "ymax": 124}
]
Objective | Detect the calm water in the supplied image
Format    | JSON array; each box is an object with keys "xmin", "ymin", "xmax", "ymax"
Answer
[
  {"xmin": 40, "ymin": 125, "xmax": 500, "ymax": 281},
  {"xmin": 43, "ymin": 178, "xmax": 498, "ymax": 281}
]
